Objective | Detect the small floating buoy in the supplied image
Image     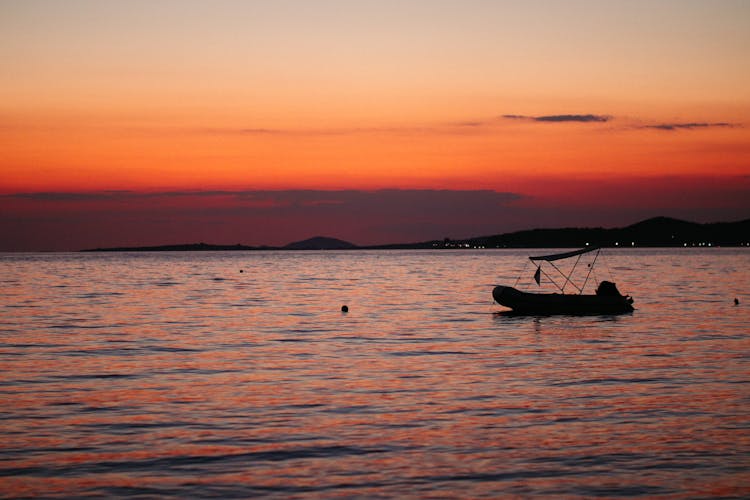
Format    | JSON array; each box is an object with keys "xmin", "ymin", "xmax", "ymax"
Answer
[
  {"xmin": 341, "ymin": 305, "xmax": 349, "ymax": 313},
  {"xmin": 735, "ymin": 298, "xmax": 740, "ymax": 305}
]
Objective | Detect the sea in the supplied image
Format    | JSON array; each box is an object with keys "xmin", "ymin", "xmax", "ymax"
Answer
[{"xmin": 1, "ymin": 248, "xmax": 749, "ymax": 498}]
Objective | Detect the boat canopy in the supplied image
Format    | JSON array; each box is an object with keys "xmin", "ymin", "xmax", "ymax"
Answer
[{"xmin": 529, "ymin": 247, "xmax": 598, "ymax": 262}]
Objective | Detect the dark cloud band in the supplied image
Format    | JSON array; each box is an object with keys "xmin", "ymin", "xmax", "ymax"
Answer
[
  {"xmin": 640, "ymin": 122, "xmax": 734, "ymax": 131},
  {"xmin": 503, "ymin": 114, "xmax": 610, "ymax": 123}
]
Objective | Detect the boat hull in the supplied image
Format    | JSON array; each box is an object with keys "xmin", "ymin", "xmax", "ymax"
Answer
[{"xmin": 493, "ymin": 285, "xmax": 634, "ymax": 315}]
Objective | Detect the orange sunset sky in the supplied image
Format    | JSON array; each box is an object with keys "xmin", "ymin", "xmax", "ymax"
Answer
[{"xmin": 1, "ymin": 0, "xmax": 749, "ymax": 250}]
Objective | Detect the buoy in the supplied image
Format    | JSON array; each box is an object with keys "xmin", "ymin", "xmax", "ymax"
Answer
[{"xmin": 341, "ymin": 305, "xmax": 349, "ymax": 313}]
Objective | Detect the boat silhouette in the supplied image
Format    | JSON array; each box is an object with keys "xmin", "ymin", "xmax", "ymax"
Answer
[{"xmin": 493, "ymin": 247, "xmax": 634, "ymax": 315}]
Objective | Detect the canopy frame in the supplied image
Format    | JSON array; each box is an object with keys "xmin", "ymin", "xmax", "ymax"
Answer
[
  {"xmin": 529, "ymin": 247, "xmax": 601, "ymax": 294},
  {"xmin": 529, "ymin": 246, "xmax": 598, "ymax": 262}
]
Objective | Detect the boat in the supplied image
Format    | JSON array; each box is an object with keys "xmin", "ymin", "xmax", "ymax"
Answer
[{"xmin": 493, "ymin": 247, "xmax": 634, "ymax": 315}]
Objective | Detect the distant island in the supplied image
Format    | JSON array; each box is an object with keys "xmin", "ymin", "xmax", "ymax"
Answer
[
  {"xmin": 82, "ymin": 236, "xmax": 360, "ymax": 252},
  {"xmin": 81, "ymin": 216, "xmax": 750, "ymax": 252}
]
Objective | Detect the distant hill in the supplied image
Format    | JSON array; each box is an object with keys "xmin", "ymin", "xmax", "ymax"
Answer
[
  {"xmin": 459, "ymin": 216, "xmax": 750, "ymax": 249},
  {"xmin": 80, "ymin": 217, "xmax": 749, "ymax": 251},
  {"xmin": 283, "ymin": 236, "xmax": 358, "ymax": 250}
]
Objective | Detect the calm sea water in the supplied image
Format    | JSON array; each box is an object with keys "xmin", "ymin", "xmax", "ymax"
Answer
[{"xmin": 1, "ymin": 249, "xmax": 749, "ymax": 498}]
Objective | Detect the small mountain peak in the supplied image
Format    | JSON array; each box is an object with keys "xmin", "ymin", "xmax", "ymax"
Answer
[
  {"xmin": 283, "ymin": 236, "xmax": 357, "ymax": 250},
  {"xmin": 625, "ymin": 216, "xmax": 696, "ymax": 229}
]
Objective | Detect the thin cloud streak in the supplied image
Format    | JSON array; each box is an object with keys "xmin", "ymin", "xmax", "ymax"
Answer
[
  {"xmin": 1, "ymin": 190, "xmax": 241, "ymax": 202},
  {"xmin": 1, "ymin": 191, "xmax": 132, "ymax": 201},
  {"xmin": 502, "ymin": 114, "xmax": 611, "ymax": 123},
  {"xmin": 1, "ymin": 189, "xmax": 524, "ymax": 212},
  {"xmin": 638, "ymin": 122, "xmax": 736, "ymax": 131},
  {"xmin": 500, "ymin": 114, "xmax": 741, "ymax": 132},
  {"xmin": 198, "ymin": 125, "xmax": 441, "ymax": 137}
]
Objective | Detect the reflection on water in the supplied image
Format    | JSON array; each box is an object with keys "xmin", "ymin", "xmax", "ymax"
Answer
[{"xmin": 1, "ymin": 249, "xmax": 749, "ymax": 498}]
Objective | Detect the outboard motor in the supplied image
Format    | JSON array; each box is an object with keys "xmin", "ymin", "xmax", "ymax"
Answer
[
  {"xmin": 596, "ymin": 281, "xmax": 622, "ymax": 297},
  {"xmin": 596, "ymin": 281, "xmax": 634, "ymax": 305}
]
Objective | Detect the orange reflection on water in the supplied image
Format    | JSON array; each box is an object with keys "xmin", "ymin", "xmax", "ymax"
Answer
[{"xmin": 2, "ymin": 250, "xmax": 750, "ymax": 497}]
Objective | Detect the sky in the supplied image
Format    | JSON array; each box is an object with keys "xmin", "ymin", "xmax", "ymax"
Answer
[{"xmin": 1, "ymin": 0, "xmax": 749, "ymax": 250}]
